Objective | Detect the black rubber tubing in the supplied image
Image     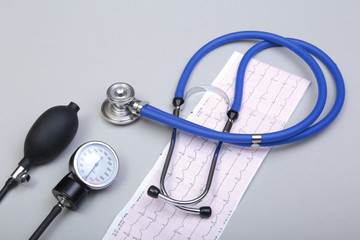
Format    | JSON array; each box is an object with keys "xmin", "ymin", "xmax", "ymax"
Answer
[
  {"xmin": 29, "ymin": 204, "xmax": 63, "ymax": 240},
  {"xmin": 0, "ymin": 178, "xmax": 16, "ymax": 202}
]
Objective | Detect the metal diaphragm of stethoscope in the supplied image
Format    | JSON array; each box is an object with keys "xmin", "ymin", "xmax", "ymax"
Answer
[
  {"xmin": 101, "ymin": 31, "xmax": 345, "ymax": 218},
  {"xmin": 29, "ymin": 141, "xmax": 119, "ymax": 240}
]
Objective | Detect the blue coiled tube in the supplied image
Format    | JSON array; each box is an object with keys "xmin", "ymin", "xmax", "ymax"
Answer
[{"xmin": 140, "ymin": 31, "xmax": 345, "ymax": 146}]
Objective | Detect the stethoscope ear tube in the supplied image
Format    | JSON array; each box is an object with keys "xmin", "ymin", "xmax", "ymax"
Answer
[
  {"xmin": 146, "ymin": 90, "xmax": 234, "ymax": 217},
  {"xmin": 140, "ymin": 35, "xmax": 345, "ymax": 146},
  {"xmin": 141, "ymin": 104, "xmax": 252, "ymax": 144}
]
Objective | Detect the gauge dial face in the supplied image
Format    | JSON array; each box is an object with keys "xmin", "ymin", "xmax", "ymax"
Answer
[{"xmin": 71, "ymin": 142, "xmax": 119, "ymax": 190}]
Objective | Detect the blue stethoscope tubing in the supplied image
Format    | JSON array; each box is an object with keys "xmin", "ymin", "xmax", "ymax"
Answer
[{"xmin": 140, "ymin": 31, "xmax": 345, "ymax": 147}]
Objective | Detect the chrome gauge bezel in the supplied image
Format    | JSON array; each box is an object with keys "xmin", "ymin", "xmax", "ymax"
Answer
[{"xmin": 69, "ymin": 141, "xmax": 119, "ymax": 190}]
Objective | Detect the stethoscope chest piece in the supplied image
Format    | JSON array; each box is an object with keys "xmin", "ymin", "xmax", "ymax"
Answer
[{"xmin": 101, "ymin": 82, "xmax": 139, "ymax": 125}]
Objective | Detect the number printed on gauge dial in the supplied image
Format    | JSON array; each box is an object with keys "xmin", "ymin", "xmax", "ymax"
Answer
[{"xmin": 71, "ymin": 141, "xmax": 119, "ymax": 190}]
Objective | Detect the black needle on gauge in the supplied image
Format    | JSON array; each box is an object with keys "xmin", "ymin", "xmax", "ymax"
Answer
[{"xmin": 85, "ymin": 157, "xmax": 103, "ymax": 180}]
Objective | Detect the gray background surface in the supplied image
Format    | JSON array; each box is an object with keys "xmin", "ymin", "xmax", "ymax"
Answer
[{"xmin": 0, "ymin": 1, "xmax": 359, "ymax": 239}]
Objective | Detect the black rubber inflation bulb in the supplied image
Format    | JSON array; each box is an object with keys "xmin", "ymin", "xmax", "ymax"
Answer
[
  {"xmin": 0, "ymin": 102, "xmax": 80, "ymax": 203},
  {"xmin": 19, "ymin": 102, "xmax": 80, "ymax": 169}
]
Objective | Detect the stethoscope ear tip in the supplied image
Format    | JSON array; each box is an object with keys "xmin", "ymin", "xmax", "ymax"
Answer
[
  {"xmin": 147, "ymin": 185, "xmax": 160, "ymax": 198},
  {"xmin": 200, "ymin": 206, "xmax": 212, "ymax": 218}
]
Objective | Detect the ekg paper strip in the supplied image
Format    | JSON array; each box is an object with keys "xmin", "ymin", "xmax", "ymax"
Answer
[{"xmin": 102, "ymin": 52, "xmax": 310, "ymax": 240}]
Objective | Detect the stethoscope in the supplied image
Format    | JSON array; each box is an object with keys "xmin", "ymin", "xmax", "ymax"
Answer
[{"xmin": 101, "ymin": 31, "xmax": 345, "ymax": 218}]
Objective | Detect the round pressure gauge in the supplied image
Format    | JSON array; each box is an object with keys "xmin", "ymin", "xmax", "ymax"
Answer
[{"xmin": 69, "ymin": 141, "xmax": 119, "ymax": 190}]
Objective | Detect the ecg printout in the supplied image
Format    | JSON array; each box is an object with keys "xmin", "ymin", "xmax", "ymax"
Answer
[{"xmin": 102, "ymin": 52, "xmax": 310, "ymax": 240}]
